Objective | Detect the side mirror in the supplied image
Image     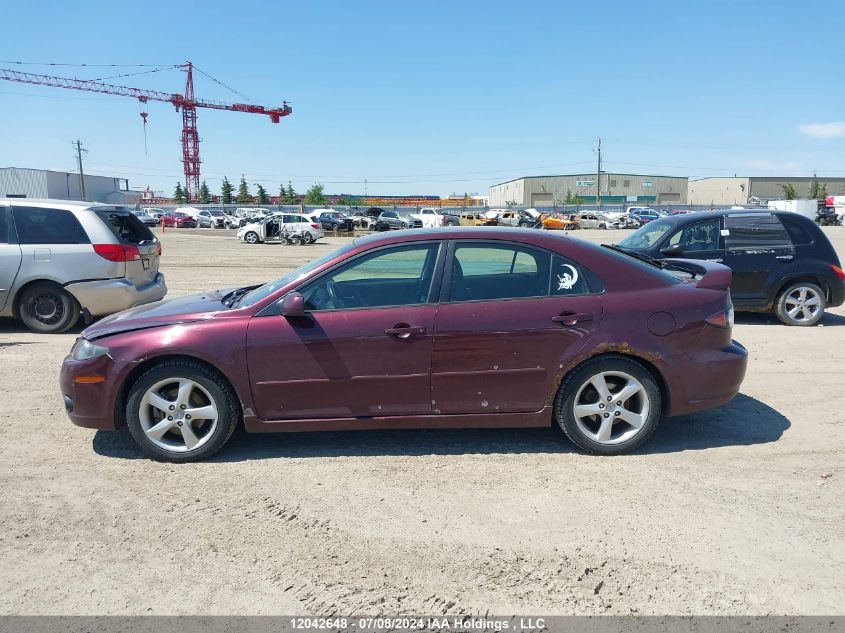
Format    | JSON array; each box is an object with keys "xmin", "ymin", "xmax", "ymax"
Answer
[
  {"xmin": 660, "ymin": 243, "xmax": 684, "ymax": 257},
  {"xmin": 278, "ymin": 292, "xmax": 305, "ymax": 317}
]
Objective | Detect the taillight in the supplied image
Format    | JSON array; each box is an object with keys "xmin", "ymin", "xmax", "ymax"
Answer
[
  {"xmin": 832, "ymin": 265, "xmax": 845, "ymax": 281},
  {"xmin": 706, "ymin": 306, "xmax": 734, "ymax": 329},
  {"xmin": 311, "ymin": 223, "xmax": 320, "ymax": 230},
  {"xmin": 155, "ymin": 242, "xmax": 162, "ymax": 256},
  {"xmin": 93, "ymin": 244, "xmax": 141, "ymax": 262}
]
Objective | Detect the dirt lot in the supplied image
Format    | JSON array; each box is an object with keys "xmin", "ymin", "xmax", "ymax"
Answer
[{"xmin": 1, "ymin": 226, "xmax": 843, "ymax": 615}]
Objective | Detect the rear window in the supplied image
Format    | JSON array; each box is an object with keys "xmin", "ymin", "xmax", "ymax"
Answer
[
  {"xmin": 95, "ymin": 209, "xmax": 156, "ymax": 244},
  {"xmin": 13, "ymin": 206, "xmax": 89, "ymax": 244},
  {"xmin": 779, "ymin": 215, "xmax": 814, "ymax": 246},
  {"xmin": 725, "ymin": 214, "xmax": 791, "ymax": 250}
]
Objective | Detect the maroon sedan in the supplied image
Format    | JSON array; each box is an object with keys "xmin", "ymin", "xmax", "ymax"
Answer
[
  {"xmin": 160, "ymin": 212, "xmax": 197, "ymax": 228},
  {"xmin": 61, "ymin": 228, "xmax": 747, "ymax": 461}
]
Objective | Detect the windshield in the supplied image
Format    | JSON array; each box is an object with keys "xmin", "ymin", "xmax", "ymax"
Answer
[
  {"xmin": 237, "ymin": 242, "xmax": 357, "ymax": 307},
  {"xmin": 617, "ymin": 219, "xmax": 674, "ymax": 249},
  {"xmin": 210, "ymin": 210, "xmax": 224, "ymax": 216}
]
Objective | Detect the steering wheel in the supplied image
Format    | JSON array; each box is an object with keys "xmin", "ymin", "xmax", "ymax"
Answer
[{"xmin": 325, "ymin": 280, "xmax": 344, "ymax": 309}]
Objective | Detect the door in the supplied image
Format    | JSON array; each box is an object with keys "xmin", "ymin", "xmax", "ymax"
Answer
[
  {"xmin": 12, "ymin": 205, "xmax": 98, "ymax": 284},
  {"xmin": 431, "ymin": 242, "xmax": 602, "ymax": 415},
  {"xmin": 247, "ymin": 242, "xmax": 444, "ymax": 420},
  {"xmin": 660, "ymin": 218, "xmax": 724, "ymax": 263},
  {"xmin": 0, "ymin": 205, "xmax": 22, "ymax": 311},
  {"xmin": 722, "ymin": 213, "xmax": 795, "ymax": 304}
]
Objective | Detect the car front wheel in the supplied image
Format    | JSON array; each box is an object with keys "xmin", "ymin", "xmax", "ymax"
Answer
[
  {"xmin": 243, "ymin": 231, "xmax": 259, "ymax": 244},
  {"xmin": 18, "ymin": 282, "xmax": 80, "ymax": 333},
  {"xmin": 775, "ymin": 282, "xmax": 825, "ymax": 326},
  {"xmin": 554, "ymin": 355, "xmax": 662, "ymax": 455},
  {"xmin": 125, "ymin": 360, "xmax": 239, "ymax": 462}
]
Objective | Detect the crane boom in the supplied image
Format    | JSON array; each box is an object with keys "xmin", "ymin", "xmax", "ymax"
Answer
[{"xmin": 0, "ymin": 62, "xmax": 292, "ymax": 201}]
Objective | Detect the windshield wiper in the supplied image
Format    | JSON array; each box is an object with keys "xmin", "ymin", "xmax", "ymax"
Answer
[
  {"xmin": 222, "ymin": 285, "xmax": 260, "ymax": 308},
  {"xmin": 602, "ymin": 243, "xmax": 668, "ymax": 268},
  {"xmin": 602, "ymin": 244, "xmax": 702, "ymax": 278}
]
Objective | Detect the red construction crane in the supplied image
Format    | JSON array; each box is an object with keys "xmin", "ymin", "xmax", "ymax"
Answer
[{"xmin": 0, "ymin": 61, "xmax": 292, "ymax": 201}]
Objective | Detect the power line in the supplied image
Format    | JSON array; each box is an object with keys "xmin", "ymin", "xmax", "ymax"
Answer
[{"xmin": 0, "ymin": 60, "xmax": 172, "ymax": 67}]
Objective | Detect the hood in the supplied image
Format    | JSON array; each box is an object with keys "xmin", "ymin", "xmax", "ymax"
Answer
[{"xmin": 83, "ymin": 290, "xmax": 229, "ymax": 339}]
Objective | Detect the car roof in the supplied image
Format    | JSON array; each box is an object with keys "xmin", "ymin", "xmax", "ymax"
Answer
[{"xmin": 0, "ymin": 198, "xmax": 107, "ymax": 210}]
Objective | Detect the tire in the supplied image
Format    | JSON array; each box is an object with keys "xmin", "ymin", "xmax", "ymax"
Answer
[
  {"xmin": 302, "ymin": 232, "xmax": 314, "ymax": 244},
  {"xmin": 125, "ymin": 359, "xmax": 240, "ymax": 462},
  {"xmin": 400, "ymin": 222, "xmax": 408, "ymax": 229},
  {"xmin": 17, "ymin": 282, "xmax": 80, "ymax": 334},
  {"xmin": 331, "ymin": 223, "xmax": 339, "ymax": 232},
  {"xmin": 244, "ymin": 231, "xmax": 259, "ymax": 244},
  {"xmin": 554, "ymin": 355, "xmax": 662, "ymax": 455},
  {"xmin": 775, "ymin": 281, "xmax": 825, "ymax": 326}
]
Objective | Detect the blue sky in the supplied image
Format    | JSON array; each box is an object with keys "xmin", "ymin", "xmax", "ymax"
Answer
[{"xmin": 1, "ymin": 0, "xmax": 843, "ymax": 198}]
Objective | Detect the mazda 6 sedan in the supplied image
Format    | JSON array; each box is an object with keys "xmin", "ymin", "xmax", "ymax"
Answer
[{"xmin": 61, "ymin": 228, "xmax": 748, "ymax": 462}]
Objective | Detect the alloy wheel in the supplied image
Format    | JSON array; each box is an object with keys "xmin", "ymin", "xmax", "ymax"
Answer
[
  {"xmin": 138, "ymin": 378, "xmax": 219, "ymax": 452},
  {"xmin": 572, "ymin": 371, "xmax": 649, "ymax": 445},
  {"xmin": 784, "ymin": 286, "xmax": 821, "ymax": 323}
]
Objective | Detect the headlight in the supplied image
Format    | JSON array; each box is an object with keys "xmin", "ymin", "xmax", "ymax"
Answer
[{"xmin": 70, "ymin": 338, "xmax": 110, "ymax": 361}]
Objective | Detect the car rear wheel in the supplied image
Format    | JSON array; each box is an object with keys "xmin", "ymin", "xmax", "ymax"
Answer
[
  {"xmin": 126, "ymin": 360, "xmax": 239, "ymax": 462},
  {"xmin": 244, "ymin": 231, "xmax": 259, "ymax": 244},
  {"xmin": 775, "ymin": 282, "xmax": 825, "ymax": 326},
  {"xmin": 18, "ymin": 282, "xmax": 80, "ymax": 333},
  {"xmin": 302, "ymin": 232, "xmax": 314, "ymax": 244},
  {"xmin": 554, "ymin": 356, "xmax": 661, "ymax": 455}
]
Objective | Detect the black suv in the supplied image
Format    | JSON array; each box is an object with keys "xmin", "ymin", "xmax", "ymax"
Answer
[
  {"xmin": 616, "ymin": 210, "xmax": 845, "ymax": 326},
  {"xmin": 315, "ymin": 211, "xmax": 354, "ymax": 232}
]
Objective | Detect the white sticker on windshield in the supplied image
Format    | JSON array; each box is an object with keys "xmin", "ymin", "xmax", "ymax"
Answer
[{"xmin": 720, "ymin": 229, "xmax": 730, "ymax": 236}]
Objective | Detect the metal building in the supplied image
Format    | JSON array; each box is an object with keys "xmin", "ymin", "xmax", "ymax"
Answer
[
  {"xmin": 488, "ymin": 173, "xmax": 688, "ymax": 208},
  {"xmin": 0, "ymin": 167, "xmax": 140, "ymax": 204},
  {"xmin": 688, "ymin": 176, "xmax": 845, "ymax": 206}
]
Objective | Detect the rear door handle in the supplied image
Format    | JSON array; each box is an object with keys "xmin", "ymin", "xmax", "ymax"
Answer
[
  {"xmin": 552, "ymin": 312, "xmax": 593, "ymax": 326},
  {"xmin": 775, "ymin": 255, "xmax": 794, "ymax": 260},
  {"xmin": 384, "ymin": 324, "xmax": 427, "ymax": 338}
]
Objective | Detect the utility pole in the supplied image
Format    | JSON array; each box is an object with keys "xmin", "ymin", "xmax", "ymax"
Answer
[
  {"xmin": 73, "ymin": 139, "xmax": 87, "ymax": 200},
  {"xmin": 595, "ymin": 137, "xmax": 601, "ymax": 207},
  {"xmin": 364, "ymin": 178, "xmax": 368, "ymax": 197}
]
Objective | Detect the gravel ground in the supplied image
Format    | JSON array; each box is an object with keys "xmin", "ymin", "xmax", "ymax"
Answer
[{"xmin": 0, "ymin": 227, "xmax": 843, "ymax": 615}]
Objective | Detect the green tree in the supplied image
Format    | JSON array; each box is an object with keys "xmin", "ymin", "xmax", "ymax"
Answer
[
  {"xmin": 278, "ymin": 183, "xmax": 287, "ymax": 204},
  {"xmin": 563, "ymin": 189, "xmax": 584, "ymax": 205},
  {"xmin": 808, "ymin": 174, "xmax": 821, "ymax": 199},
  {"xmin": 237, "ymin": 175, "xmax": 252, "ymax": 204},
  {"xmin": 221, "ymin": 177, "xmax": 234, "ymax": 204},
  {"xmin": 820, "ymin": 183, "xmax": 828, "ymax": 198},
  {"xmin": 337, "ymin": 194, "xmax": 363, "ymax": 206},
  {"xmin": 255, "ymin": 184, "xmax": 269, "ymax": 205},
  {"xmin": 285, "ymin": 183, "xmax": 297, "ymax": 204},
  {"xmin": 198, "ymin": 180, "xmax": 211, "ymax": 204},
  {"xmin": 304, "ymin": 183, "xmax": 328, "ymax": 205},
  {"xmin": 173, "ymin": 182, "xmax": 186, "ymax": 203},
  {"xmin": 780, "ymin": 183, "xmax": 798, "ymax": 200}
]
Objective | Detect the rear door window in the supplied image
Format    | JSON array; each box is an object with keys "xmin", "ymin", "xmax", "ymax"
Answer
[
  {"xmin": 779, "ymin": 215, "xmax": 814, "ymax": 246},
  {"xmin": 725, "ymin": 214, "xmax": 791, "ymax": 251},
  {"xmin": 0, "ymin": 206, "xmax": 10, "ymax": 243},
  {"xmin": 449, "ymin": 243, "xmax": 551, "ymax": 301},
  {"xmin": 13, "ymin": 206, "xmax": 89, "ymax": 244},
  {"xmin": 95, "ymin": 209, "xmax": 155, "ymax": 244}
]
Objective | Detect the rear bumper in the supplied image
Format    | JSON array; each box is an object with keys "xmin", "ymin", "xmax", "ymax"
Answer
[
  {"xmin": 65, "ymin": 273, "xmax": 167, "ymax": 317},
  {"xmin": 667, "ymin": 340, "xmax": 748, "ymax": 416}
]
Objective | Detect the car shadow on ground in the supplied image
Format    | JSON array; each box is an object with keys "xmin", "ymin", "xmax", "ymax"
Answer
[
  {"xmin": 736, "ymin": 311, "xmax": 845, "ymax": 326},
  {"xmin": 0, "ymin": 318, "xmax": 87, "ymax": 335},
  {"xmin": 92, "ymin": 393, "xmax": 789, "ymax": 461}
]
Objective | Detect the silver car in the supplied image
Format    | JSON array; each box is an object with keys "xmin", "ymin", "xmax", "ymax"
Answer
[{"xmin": 0, "ymin": 199, "xmax": 167, "ymax": 333}]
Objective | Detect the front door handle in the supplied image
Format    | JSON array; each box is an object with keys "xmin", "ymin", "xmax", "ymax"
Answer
[
  {"xmin": 384, "ymin": 324, "xmax": 427, "ymax": 338},
  {"xmin": 552, "ymin": 312, "xmax": 593, "ymax": 326},
  {"xmin": 775, "ymin": 255, "xmax": 794, "ymax": 260}
]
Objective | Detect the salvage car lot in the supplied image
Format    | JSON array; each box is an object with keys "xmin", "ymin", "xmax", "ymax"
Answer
[{"xmin": 1, "ymin": 227, "xmax": 844, "ymax": 614}]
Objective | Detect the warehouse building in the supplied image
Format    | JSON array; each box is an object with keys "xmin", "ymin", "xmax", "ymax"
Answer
[
  {"xmin": 0, "ymin": 167, "xmax": 140, "ymax": 204},
  {"xmin": 488, "ymin": 173, "xmax": 688, "ymax": 208},
  {"xmin": 688, "ymin": 176, "xmax": 845, "ymax": 206}
]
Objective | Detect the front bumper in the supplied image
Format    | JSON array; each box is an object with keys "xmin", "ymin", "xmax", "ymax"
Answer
[
  {"xmin": 668, "ymin": 340, "xmax": 748, "ymax": 416},
  {"xmin": 65, "ymin": 273, "xmax": 167, "ymax": 317},
  {"xmin": 60, "ymin": 353, "xmax": 126, "ymax": 430}
]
